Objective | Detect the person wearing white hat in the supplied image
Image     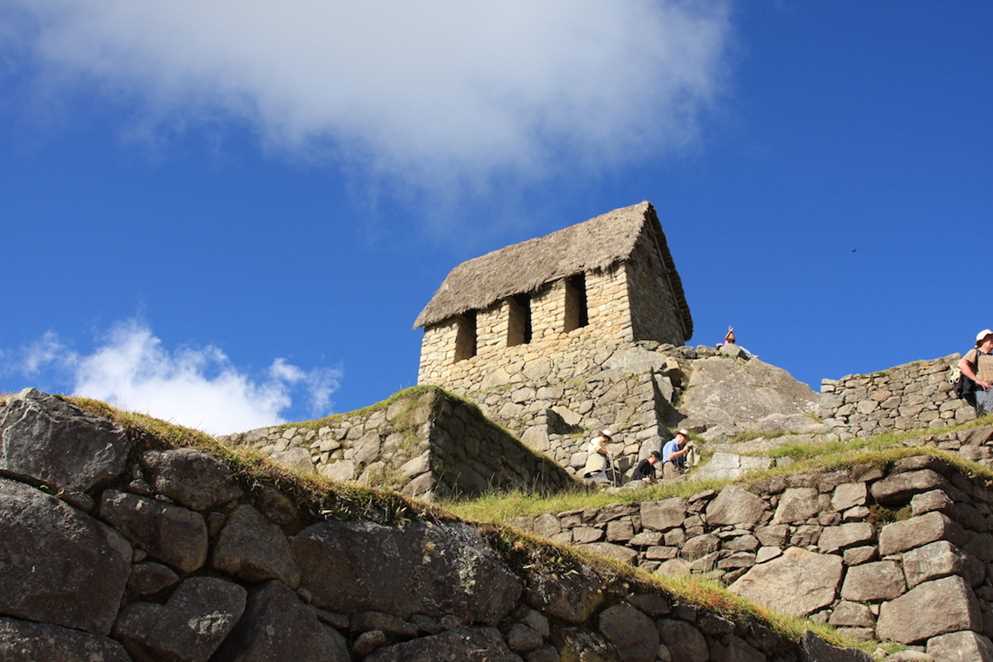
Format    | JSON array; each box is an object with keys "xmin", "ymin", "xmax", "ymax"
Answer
[
  {"xmin": 581, "ymin": 430, "xmax": 615, "ymax": 483},
  {"xmin": 960, "ymin": 330, "xmax": 993, "ymax": 414},
  {"xmin": 661, "ymin": 429, "xmax": 694, "ymax": 480}
]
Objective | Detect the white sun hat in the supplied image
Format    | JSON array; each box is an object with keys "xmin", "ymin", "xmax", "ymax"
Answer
[{"xmin": 977, "ymin": 329, "xmax": 993, "ymax": 345}]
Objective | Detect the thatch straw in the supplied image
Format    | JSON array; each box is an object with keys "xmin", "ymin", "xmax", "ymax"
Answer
[{"xmin": 414, "ymin": 201, "xmax": 692, "ymax": 336}]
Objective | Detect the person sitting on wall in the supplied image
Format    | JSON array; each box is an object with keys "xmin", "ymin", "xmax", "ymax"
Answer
[
  {"xmin": 722, "ymin": 326, "xmax": 737, "ymax": 346},
  {"xmin": 661, "ymin": 429, "xmax": 693, "ymax": 480},
  {"xmin": 581, "ymin": 430, "xmax": 616, "ymax": 484},
  {"xmin": 631, "ymin": 451, "xmax": 661, "ymax": 482},
  {"xmin": 960, "ymin": 329, "xmax": 993, "ymax": 415},
  {"xmin": 718, "ymin": 325, "xmax": 756, "ymax": 359}
]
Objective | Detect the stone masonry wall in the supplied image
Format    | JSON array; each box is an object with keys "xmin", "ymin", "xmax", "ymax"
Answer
[
  {"xmin": 0, "ymin": 389, "xmax": 869, "ymax": 662},
  {"xmin": 625, "ymin": 222, "xmax": 689, "ymax": 346},
  {"xmin": 512, "ymin": 437, "xmax": 993, "ymax": 656},
  {"xmin": 819, "ymin": 354, "xmax": 976, "ymax": 438},
  {"xmin": 417, "ymin": 264, "xmax": 633, "ymax": 387},
  {"xmin": 222, "ymin": 387, "xmax": 573, "ymax": 501}
]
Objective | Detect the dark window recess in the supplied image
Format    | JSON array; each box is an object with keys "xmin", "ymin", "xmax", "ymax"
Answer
[
  {"xmin": 507, "ymin": 294, "xmax": 532, "ymax": 346},
  {"xmin": 564, "ymin": 274, "xmax": 589, "ymax": 332},
  {"xmin": 454, "ymin": 311, "xmax": 477, "ymax": 362}
]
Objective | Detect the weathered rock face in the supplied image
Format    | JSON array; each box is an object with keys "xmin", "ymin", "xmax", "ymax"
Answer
[
  {"xmin": 142, "ymin": 448, "xmax": 243, "ymax": 510},
  {"xmin": 114, "ymin": 577, "xmax": 246, "ymax": 662},
  {"xmin": 366, "ymin": 627, "xmax": 518, "ymax": 662},
  {"xmin": 730, "ymin": 548, "xmax": 843, "ymax": 616},
  {"xmin": 0, "ymin": 479, "xmax": 131, "ymax": 635},
  {"xmin": 215, "ymin": 581, "xmax": 349, "ymax": 662},
  {"xmin": 292, "ymin": 520, "xmax": 522, "ymax": 623},
  {"xmin": 100, "ymin": 489, "xmax": 208, "ymax": 573},
  {"xmin": 678, "ymin": 356, "xmax": 820, "ymax": 436},
  {"xmin": 877, "ymin": 576, "xmax": 982, "ymax": 644},
  {"xmin": 0, "ymin": 389, "xmax": 131, "ymax": 493},
  {"xmin": 212, "ymin": 504, "xmax": 300, "ymax": 587},
  {"xmin": 0, "ymin": 617, "xmax": 131, "ymax": 662}
]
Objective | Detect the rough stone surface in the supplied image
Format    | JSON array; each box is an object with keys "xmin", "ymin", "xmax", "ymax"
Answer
[
  {"xmin": 0, "ymin": 389, "xmax": 131, "ymax": 493},
  {"xmin": 0, "ymin": 479, "xmax": 131, "ymax": 635},
  {"xmin": 901, "ymin": 541, "xmax": 964, "ymax": 588},
  {"xmin": 819, "ymin": 523, "xmax": 874, "ymax": 553},
  {"xmin": 800, "ymin": 631, "xmax": 873, "ymax": 662},
  {"xmin": 128, "ymin": 561, "xmax": 180, "ymax": 596},
  {"xmin": 926, "ymin": 631, "xmax": 993, "ymax": 662},
  {"xmin": 730, "ymin": 547, "xmax": 842, "ymax": 616},
  {"xmin": 0, "ymin": 616, "xmax": 131, "ymax": 662},
  {"xmin": 841, "ymin": 561, "xmax": 905, "ymax": 602},
  {"xmin": 293, "ymin": 520, "xmax": 521, "ymax": 623},
  {"xmin": 878, "ymin": 512, "xmax": 965, "ymax": 556},
  {"xmin": 640, "ymin": 498, "xmax": 686, "ymax": 531},
  {"xmin": 773, "ymin": 487, "xmax": 820, "ymax": 524},
  {"xmin": 870, "ymin": 470, "xmax": 947, "ymax": 506},
  {"xmin": 706, "ymin": 486, "xmax": 766, "ymax": 527},
  {"xmin": 142, "ymin": 448, "xmax": 243, "ymax": 510},
  {"xmin": 366, "ymin": 627, "xmax": 518, "ymax": 662},
  {"xmin": 216, "ymin": 581, "xmax": 349, "ymax": 662},
  {"xmin": 114, "ymin": 577, "xmax": 246, "ymax": 662},
  {"xmin": 657, "ymin": 619, "xmax": 708, "ymax": 662},
  {"xmin": 876, "ymin": 576, "xmax": 982, "ymax": 644},
  {"xmin": 598, "ymin": 603, "xmax": 658, "ymax": 662},
  {"xmin": 213, "ymin": 504, "xmax": 300, "ymax": 587},
  {"xmin": 100, "ymin": 489, "xmax": 208, "ymax": 573}
]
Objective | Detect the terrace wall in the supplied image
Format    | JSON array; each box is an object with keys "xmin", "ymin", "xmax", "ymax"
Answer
[
  {"xmin": 221, "ymin": 387, "xmax": 573, "ymax": 501},
  {"xmin": 512, "ymin": 434, "xmax": 993, "ymax": 655},
  {"xmin": 819, "ymin": 354, "xmax": 976, "ymax": 437}
]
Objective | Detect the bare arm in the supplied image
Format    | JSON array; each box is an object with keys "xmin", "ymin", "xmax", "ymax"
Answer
[{"xmin": 960, "ymin": 355, "xmax": 991, "ymax": 389}]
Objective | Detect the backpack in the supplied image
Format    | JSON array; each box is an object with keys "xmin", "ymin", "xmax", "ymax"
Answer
[{"xmin": 953, "ymin": 351, "xmax": 980, "ymax": 406}]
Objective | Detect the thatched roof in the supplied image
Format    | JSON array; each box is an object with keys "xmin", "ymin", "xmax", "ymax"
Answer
[{"xmin": 414, "ymin": 202, "xmax": 692, "ymax": 336}]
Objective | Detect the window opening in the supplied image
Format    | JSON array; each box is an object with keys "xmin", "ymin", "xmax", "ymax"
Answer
[
  {"xmin": 454, "ymin": 311, "xmax": 477, "ymax": 362},
  {"xmin": 564, "ymin": 274, "xmax": 589, "ymax": 332},
  {"xmin": 507, "ymin": 294, "xmax": 532, "ymax": 346}
]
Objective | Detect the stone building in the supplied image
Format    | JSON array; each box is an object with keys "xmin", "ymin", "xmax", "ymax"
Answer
[{"xmin": 414, "ymin": 201, "xmax": 693, "ymax": 390}]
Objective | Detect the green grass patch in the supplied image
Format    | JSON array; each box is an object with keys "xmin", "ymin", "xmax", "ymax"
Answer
[{"xmin": 265, "ymin": 384, "xmax": 437, "ymax": 432}]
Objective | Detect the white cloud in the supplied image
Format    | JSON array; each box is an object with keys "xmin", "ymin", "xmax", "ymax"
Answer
[
  {"xmin": 2, "ymin": 2, "xmax": 731, "ymax": 187},
  {"xmin": 8, "ymin": 322, "xmax": 341, "ymax": 435},
  {"xmin": 21, "ymin": 330, "xmax": 75, "ymax": 375}
]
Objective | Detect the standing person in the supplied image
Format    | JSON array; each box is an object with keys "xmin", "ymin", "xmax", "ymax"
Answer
[
  {"xmin": 960, "ymin": 329, "xmax": 993, "ymax": 415},
  {"xmin": 723, "ymin": 327, "xmax": 736, "ymax": 346},
  {"xmin": 581, "ymin": 430, "xmax": 614, "ymax": 483},
  {"xmin": 631, "ymin": 451, "xmax": 661, "ymax": 482},
  {"xmin": 661, "ymin": 429, "xmax": 693, "ymax": 480}
]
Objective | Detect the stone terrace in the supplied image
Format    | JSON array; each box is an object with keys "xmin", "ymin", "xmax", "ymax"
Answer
[
  {"xmin": 221, "ymin": 386, "xmax": 574, "ymax": 501},
  {"xmin": 510, "ymin": 434, "xmax": 993, "ymax": 658}
]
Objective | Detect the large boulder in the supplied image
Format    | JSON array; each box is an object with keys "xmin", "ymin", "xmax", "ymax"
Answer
[
  {"xmin": 640, "ymin": 498, "xmax": 686, "ymax": 531},
  {"xmin": 0, "ymin": 389, "xmax": 131, "ymax": 493},
  {"xmin": 840, "ymin": 561, "xmax": 906, "ymax": 602},
  {"xmin": 677, "ymin": 357, "xmax": 820, "ymax": 435},
  {"xmin": 0, "ymin": 479, "xmax": 131, "ymax": 635},
  {"xmin": 100, "ymin": 490, "xmax": 208, "ymax": 573},
  {"xmin": 212, "ymin": 505, "xmax": 300, "ymax": 587},
  {"xmin": 657, "ymin": 619, "xmax": 708, "ymax": 662},
  {"xmin": 876, "ymin": 576, "xmax": 981, "ymax": 644},
  {"xmin": 870, "ymin": 470, "xmax": 947, "ymax": 506},
  {"xmin": 772, "ymin": 487, "xmax": 820, "ymax": 524},
  {"xmin": 878, "ymin": 512, "xmax": 966, "ymax": 556},
  {"xmin": 0, "ymin": 616, "xmax": 131, "ymax": 662},
  {"xmin": 114, "ymin": 577, "xmax": 246, "ymax": 662},
  {"xmin": 730, "ymin": 547, "xmax": 842, "ymax": 617},
  {"xmin": 215, "ymin": 581, "xmax": 349, "ymax": 662},
  {"xmin": 292, "ymin": 520, "xmax": 521, "ymax": 623},
  {"xmin": 366, "ymin": 627, "xmax": 518, "ymax": 662},
  {"xmin": 142, "ymin": 449, "xmax": 243, "ymax": 510},
  {"xmin": 800, "ymin": 631, "xmax": 873, "ymax": 662}
]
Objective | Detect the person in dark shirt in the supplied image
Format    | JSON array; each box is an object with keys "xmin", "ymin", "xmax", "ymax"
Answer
[{"xmin": 631, "ymin": 451, "xmax": 661, "ymax": 482}]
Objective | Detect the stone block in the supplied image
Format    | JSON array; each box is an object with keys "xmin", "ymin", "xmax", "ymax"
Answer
[
  {"xmin": 871, "ymin": 470, "xmax": 947, "ymax": 506},
  {"xmin": 926, "ymin": 630, "xmax": 993, "ymax": 662},
  {"xmin": 841, "ymin": 561, "xmax": 906, "ymax": 601},
  {"xmin": 773, "ymin": 487, "xmax": 820, "ymax": 524},
  {"xmin": 819, "ymin": 522, "xmax": 874, "ymax": 553},
  {"xmin": 832, "ymin": 482, "xmax": 868, "ymax": 511},
  {"xmin": 902, "ymin": 541, "xmax": 964, "ymax": 588},
  {"xmin": 706, "ymin": 486, "xmax": 766, "ymax": 527},
  {"xmin": 877, "ymin": 576, "xmax": 981, "ymax": 644},
  {"xmin": 730, "ymin": 548, "xmax": 842, "ymax": 617},
  {"xmin": 640, "ymin": 498, "xmax": 686, "ymax": 531},
  {"xmin": 878, "ymin": 512, "xmax": 966, "ymax": 556}
]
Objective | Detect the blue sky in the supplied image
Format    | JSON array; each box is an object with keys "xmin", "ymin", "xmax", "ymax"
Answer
[{"xmin": 1, "ymin": 3, "xmax": 990, "ymax": 434}]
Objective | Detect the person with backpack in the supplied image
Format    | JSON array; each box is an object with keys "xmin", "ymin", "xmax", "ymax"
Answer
[{"xmin": 959, "ymin": 329, "xmax": 993, "ymax": 415}]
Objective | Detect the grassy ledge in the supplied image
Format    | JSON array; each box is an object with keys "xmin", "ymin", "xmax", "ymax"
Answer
[{"xmin": 445, "ymin": 416, "xmax": 993, "ymax": 524}]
